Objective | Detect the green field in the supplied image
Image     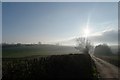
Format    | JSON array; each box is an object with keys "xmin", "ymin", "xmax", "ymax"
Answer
[
  {"xmin": 2, "ymin": 44, "xmax": 99, "ymax": 79},
  {"xmin": 2, "ymin": 44, "xmax": 79, "ymax": 58}
]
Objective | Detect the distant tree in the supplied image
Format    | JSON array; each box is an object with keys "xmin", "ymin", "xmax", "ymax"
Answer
[
  {"xmin": 94, "ymin": 44, "xmax": 113, "ymax": 56},
  {"xmin": 17, "ymin": 43, "xmax": 21, "ymax": 46},
  {"xmin": 75, "ymin": 37, "xmax": 93, "ymax": 54},
  {"xmin": 38, "ymin": 42, "xmax": 41, "ymax": 45},
  {"xmin": 2, "ymin": 42, "xmax": 8, "ymax": 45}
]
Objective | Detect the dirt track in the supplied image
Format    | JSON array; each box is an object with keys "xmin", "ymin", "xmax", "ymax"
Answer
[{"xmin": 91, "ymin": 55, "xmax": 119, "ymax": 79}]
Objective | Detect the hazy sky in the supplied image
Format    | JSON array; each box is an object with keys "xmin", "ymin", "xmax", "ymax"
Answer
[{"xmin": 2, "ymin": 2, "xmax": 118, "ymax": 45}]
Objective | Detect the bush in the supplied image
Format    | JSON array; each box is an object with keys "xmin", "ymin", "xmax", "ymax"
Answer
[{"xmin": 94, "ymin": 44, "xmax": 113, "ymax": 56}]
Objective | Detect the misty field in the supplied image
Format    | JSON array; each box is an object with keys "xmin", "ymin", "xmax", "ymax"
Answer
[
  {"xmin": 2, "ymin": 44, "xmax": 100, "ymax": 79},
  {"xmin": 2, "ymin": 44, "xmax": 78, "ymax": 58}
]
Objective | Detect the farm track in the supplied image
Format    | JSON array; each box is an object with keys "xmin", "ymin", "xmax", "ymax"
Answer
[{"xmin": 91, "ymin": 55, "xmax": 120, "ymax": 80}]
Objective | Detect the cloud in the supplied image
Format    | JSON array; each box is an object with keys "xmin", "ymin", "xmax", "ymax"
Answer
[
  {"xmin": 88, "ymin": 29, "xmax": 118, "ymax": 44},
  {"xmin": 56, "ymin": 28, "xmax": 118, "ymax": 46}
]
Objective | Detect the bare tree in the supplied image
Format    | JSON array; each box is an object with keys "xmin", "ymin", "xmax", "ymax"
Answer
[{"xmin": 75, "ymin": 37, "xmax": 93, "ymax": 54}]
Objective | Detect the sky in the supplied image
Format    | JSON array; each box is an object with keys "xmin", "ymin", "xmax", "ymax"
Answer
[{"xmin": 2, "ymin": 2, "xmax": 118, "ymax": 45}]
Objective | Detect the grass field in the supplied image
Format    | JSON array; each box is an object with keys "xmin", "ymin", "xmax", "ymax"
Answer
[
  {"xmin": 2, "ymin": 44, "xmax": 99, "ymax": 79},
  {"xmin": 2, "ymin": 44, "xmax": 79, "ymax": 58}
]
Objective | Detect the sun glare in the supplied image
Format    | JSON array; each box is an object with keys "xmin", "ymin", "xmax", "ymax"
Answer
[{"xmin": 84, "ymin": 28, "xmax": 90, "ymax": 37}]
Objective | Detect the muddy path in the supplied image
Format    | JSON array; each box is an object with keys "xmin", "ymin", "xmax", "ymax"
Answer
[{"xmin": 91, "ymin": 55, "xmax": 119, "ymax": 79}]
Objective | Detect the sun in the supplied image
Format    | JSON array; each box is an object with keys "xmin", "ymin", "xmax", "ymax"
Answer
[{"xmin": 83, "ymin": 27, "xmax": 90, "ymax": 37}]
